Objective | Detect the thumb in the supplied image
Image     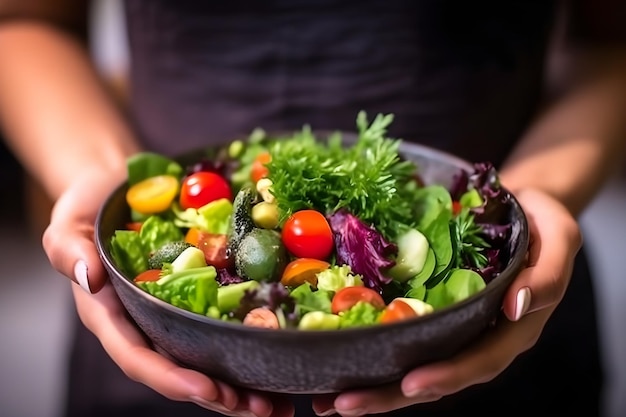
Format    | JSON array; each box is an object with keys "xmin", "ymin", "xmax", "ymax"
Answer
[
  {"xmin": 501, "ymin": 188, "xmax": 581, "ymax": 322},
  {"xmin": 43, "ymin": 221, "xmax": 108, "ymax": 294},
  {"xmin": 42, "ymin": 174, "xmax": 121, "ymax": 293}
]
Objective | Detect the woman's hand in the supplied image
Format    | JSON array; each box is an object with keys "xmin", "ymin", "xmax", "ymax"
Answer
[
  {"xmin": 42, "ymin": 171, "xmax": 294, "ymax": 417},
  {"xmin": 311, "ymin": 188, "xmax": 582, "ymax": 416}
]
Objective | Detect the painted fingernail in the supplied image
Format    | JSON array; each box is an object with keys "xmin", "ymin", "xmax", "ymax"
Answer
[
  {"xmin": 405, "ymin": 387, "xmax": 436, "ymax": 401},
  {"xmin": 316, "ymin": 408, "xmax": 336, "ymax": 416},
  {"xmin": 336, "ymin": 408, "xmax": 366, "ymax": 416},
  {"xmin": 74, "ymin": 260, "xmax": 92, "ymax": 294},
  {"xmin": 189, "ymin": 396, "xmax": 243, "ymax": 415},
  {"xmin": 514, "ymin": 287, "xmax": 531, "ymax": 321}
]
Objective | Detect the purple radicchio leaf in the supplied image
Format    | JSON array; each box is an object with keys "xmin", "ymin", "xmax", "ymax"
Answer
[
  {"xmin": 327, "ymin": 209, "xmax": 397, "ymax": 293},
  {"xmin": 468, "ymin": 163, "xmax": 518, "ymax": 282},
  {"xmin": 469, "ymin": 162, "xmax": 502, "ymax": 199},
  {"xmin": 477, "ymin": 223, "xmax": 512, "ymax": 246},
  {"xmin": 216, "ymin": 268, "xmax": 245, "ymax": 286},
  {"xmin": 232, "ymin": 282, "xmax": 298, "ymax": 325},
  {"xmin": 449, "ymin": 169, "xmax": 470, "ymax": 201},
  {"xmin": 184, "ymin": 146, "xmax": 239, "ymax": 181},
  {"xmin": 454, "ymin": 163, "xmax": 517, "ymax": 282},
  {"xmin": 467, "ymin": 162, "xmax": 510, "ymax": 224},
  {"xmin": 476, "ymin": 248, "xmax": 504, "ymax": 283}
]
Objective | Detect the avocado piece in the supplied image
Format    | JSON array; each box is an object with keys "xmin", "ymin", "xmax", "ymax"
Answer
[
  {"xmin": 298, "ymin": 311, "xmax": 341, "ymax": 331},
  {"xmin": 148, "ymin": 241, "xmax": 194, "ymax": 270},
  {"xmin": 235, "ymin": 228, "xmax": 288, "ymax": 282},
  {"xmin": 228, "ymin": 185, "xmax": 257, "ymax": 251},
  {"xmin": 217, "ymin": 280, "xmax": 260, "ymax": 314},
  {"xmin": 170, "ymin": 246, "xmax": 207, "ymax": 272}
]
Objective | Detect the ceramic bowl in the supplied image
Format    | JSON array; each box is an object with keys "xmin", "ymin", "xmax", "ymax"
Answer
[{"xmin": 95, "ymin": 137, "xmax": 529, "ymax": 394}]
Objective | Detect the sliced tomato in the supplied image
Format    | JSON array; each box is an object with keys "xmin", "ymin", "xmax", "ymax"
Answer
[
  {"xmin": 126, "ymin": 175, "xmax": 179, "ymax": 214},
  {"xmin": 281, "ymin": 210, "xmax": 334, "ymax": 260},
  {"xmin": 251, "ymin": 151, "xmax": 271, "ymax": 183},
  {"xmin": 196, "ymin": 232, "xmax": 232, "ymax": 270},
  {"xmin": 179, "ymin": 171, "xmax": 232, "ymax": 210},
  {"xmin": 331, "ymin": 286, "xmax": 385, "ymax": 314},
  {"xmin": 126, "ymin": 222, "xmax": 143, "ymax": 232},
  {"xmin": 280, "ymin": 258, "xmax": 330, "ymax": 287},
  {"xmin": 134, "ymin": 269, "xmax": 163, "ymax": 283},
  {"xmin": 452, "ymin": 200, "xmax": 462, "ymax": 216},
  {"xmin": 379, "ymin": 298, "xmax": 418, "ymax": 324}
]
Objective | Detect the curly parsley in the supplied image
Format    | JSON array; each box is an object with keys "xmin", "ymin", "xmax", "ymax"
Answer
[{"xmin": 266, "ymin": 112, "xmax": 419, "ymax": 239}]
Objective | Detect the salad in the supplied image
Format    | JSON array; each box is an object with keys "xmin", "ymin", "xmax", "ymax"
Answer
[{"xmin": 109, "ymin": 112, "xmax": 514, "ymax": 330}]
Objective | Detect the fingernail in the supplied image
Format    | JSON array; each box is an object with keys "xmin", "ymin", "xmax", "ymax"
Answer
[
  {"xmin": 405, "ymin": 387, "xmax": 436, "ymax": 401},
  {"xmin": 316, "ymin": 409, "xmax": 336, "ymax": 416},
  {"xmin": 514, "ymin": 287, "xmax": 531, "ymax": 321},
  {"xmin": 189, "ymin": 396, "xmax": 243, "ymax": 415},
  {"xmin": 336, "ymin": 408, "xmax": 366, "ymax": 416},
  {"xmin": 74, "ymin": 260, "xmax": 92, "ymax": 294}
]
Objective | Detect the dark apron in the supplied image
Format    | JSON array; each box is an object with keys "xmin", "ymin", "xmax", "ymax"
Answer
[{"xmin": 64, "ymin": 1, "xmax": 604, "ymax": 415}]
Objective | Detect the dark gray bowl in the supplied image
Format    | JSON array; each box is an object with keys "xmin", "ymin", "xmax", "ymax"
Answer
[{"xmin": 95, "ymin": 138, "xmax": 528, "ymax": 394}]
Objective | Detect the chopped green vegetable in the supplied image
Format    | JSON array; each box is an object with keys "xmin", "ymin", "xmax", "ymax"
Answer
[
  {"xmin": 388, "ymin": 228, "xmax": 430, "ymax": 282},
  {"xmin": 298, "ymin": 311, "xmax": 341, "ymax": 330},
  {"xmin": 127, "ymin": 152, "xmax": 183, "ymax": 186},
  {"xmin": 316, "ymin": 265, "xmax": 363, "ymax": 293},
  {"xmin": 148, "ymin": 241, "xmax": 193, "ymax": 270},
  {"xmin": 139, "ymin": 266, "xmax": 218, "ymax": 315},
  {"xmin": 110, "ymin": 230, "xmax": 148, "ymax": 278},
  {"xmin": 139, "ymin": 216, "xmax": 184, "ymax": 254},
  {"xmin": 451, "ymin": 208, "xmax": 490, "ymax": 269},
  {"xmin": 290, "ymin": 282, "xmax": 333, "ymax": 316},
  {"xmin": 267, "ymin": 112, "xmax": 420, "ymax": 240},
  {"xmin": 173, "ymin": 198, "xmax": 233, "ymax": 234},
  {"xmin": 338, "ymin": 301, "xmax": 382, "ymax": 328}
]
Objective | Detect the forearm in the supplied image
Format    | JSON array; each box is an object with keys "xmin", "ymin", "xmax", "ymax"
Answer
[
  {"xmin": 0, "ymin": 20, "xmax": 140, "ymax": 201},
  {"xmin": 500, "ymin": 47, "xmax": 626, "ymax": 217}
]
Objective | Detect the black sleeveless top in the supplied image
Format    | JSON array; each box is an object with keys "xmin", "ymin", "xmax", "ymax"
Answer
[
  {"xmin": 66, "ymin": 2, "xmax": 601, "ymax": 416},
  {"xmin": 123, "ymin": 0, "xmax": 555, "ymax": 167}
]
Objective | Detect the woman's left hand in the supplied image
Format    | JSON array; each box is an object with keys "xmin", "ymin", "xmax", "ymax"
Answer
[{"xmin": 311, "ymin": 188, "xmax": 583, "ymax": 416}]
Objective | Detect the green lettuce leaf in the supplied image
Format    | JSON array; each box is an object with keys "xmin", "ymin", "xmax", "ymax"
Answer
[
  {"xmin": 109, "ymin": 230, "xmax": 148, "ymax": 278},
  {"xmin": 139, "ymin": 216, "xmax": 184, "ymax": 254},
  {"xmin": 139, "ymin": 266, "xmax": 218, "ymax": 315}
]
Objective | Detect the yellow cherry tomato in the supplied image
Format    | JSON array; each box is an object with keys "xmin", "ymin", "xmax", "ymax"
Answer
[{"xmin": 126, "ymin": 175, "xmax": 179, "ymax": 214}]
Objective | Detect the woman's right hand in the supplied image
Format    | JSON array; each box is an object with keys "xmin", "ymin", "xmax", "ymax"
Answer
[{"xmin": 42, "ymin": 171, "xmax": 294, "ymax": 417}]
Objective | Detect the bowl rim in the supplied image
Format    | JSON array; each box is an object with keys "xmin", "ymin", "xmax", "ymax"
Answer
[{"xmin": 95, "ymin": 137, "xmax": 529, "ymax": 338}]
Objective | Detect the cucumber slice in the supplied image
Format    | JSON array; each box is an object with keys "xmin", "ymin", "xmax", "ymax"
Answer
[{"xmin": 389, "ymin": 229, "xmax": 430, "ymax": 282}]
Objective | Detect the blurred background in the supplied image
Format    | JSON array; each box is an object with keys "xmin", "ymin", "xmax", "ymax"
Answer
[{"xmin": 0, "ymin": 1, "xmax": 624, "ymax": 416}]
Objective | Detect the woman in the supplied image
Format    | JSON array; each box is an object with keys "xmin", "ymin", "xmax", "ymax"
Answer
[{"xmin": 0, "ymin": 1, "xmax": 624, "ymax": 416}]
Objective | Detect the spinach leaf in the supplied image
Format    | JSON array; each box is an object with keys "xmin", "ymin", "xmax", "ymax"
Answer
[
  {"xmin": 423, "ymin": 209, "xmax": 453, "ymax": 278},
  {"xmin": 127, "ymin": 152, "xmax": 183, "ymax": 186}
]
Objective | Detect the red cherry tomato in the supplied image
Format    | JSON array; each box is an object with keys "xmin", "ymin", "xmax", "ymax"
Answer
[
  {"xmin": 281, "ymin": 210, "xmax": 334, "ymax": 260},
  {"xmin": 179, "ymin": 172, "xmax": 232, "ymax": 210},
  {"xmin": 251, "ymin": 152, "xmax": 271, "ymax": 183},
  {"xmin": 331, "ymin": 286, "xmax": 386, "ymax": 314},
  {"xmin": 379, "ymin": 298, "xmax": 418, "ymax": 324},
  {"xmin": 196, "ymin": 233, "xmax": 233, "ymax": 270}
]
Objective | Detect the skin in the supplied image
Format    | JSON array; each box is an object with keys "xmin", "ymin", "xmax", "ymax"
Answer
[{"xmin": 0, "ymin": 1, "xmax": 625, "ymax": 417}]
